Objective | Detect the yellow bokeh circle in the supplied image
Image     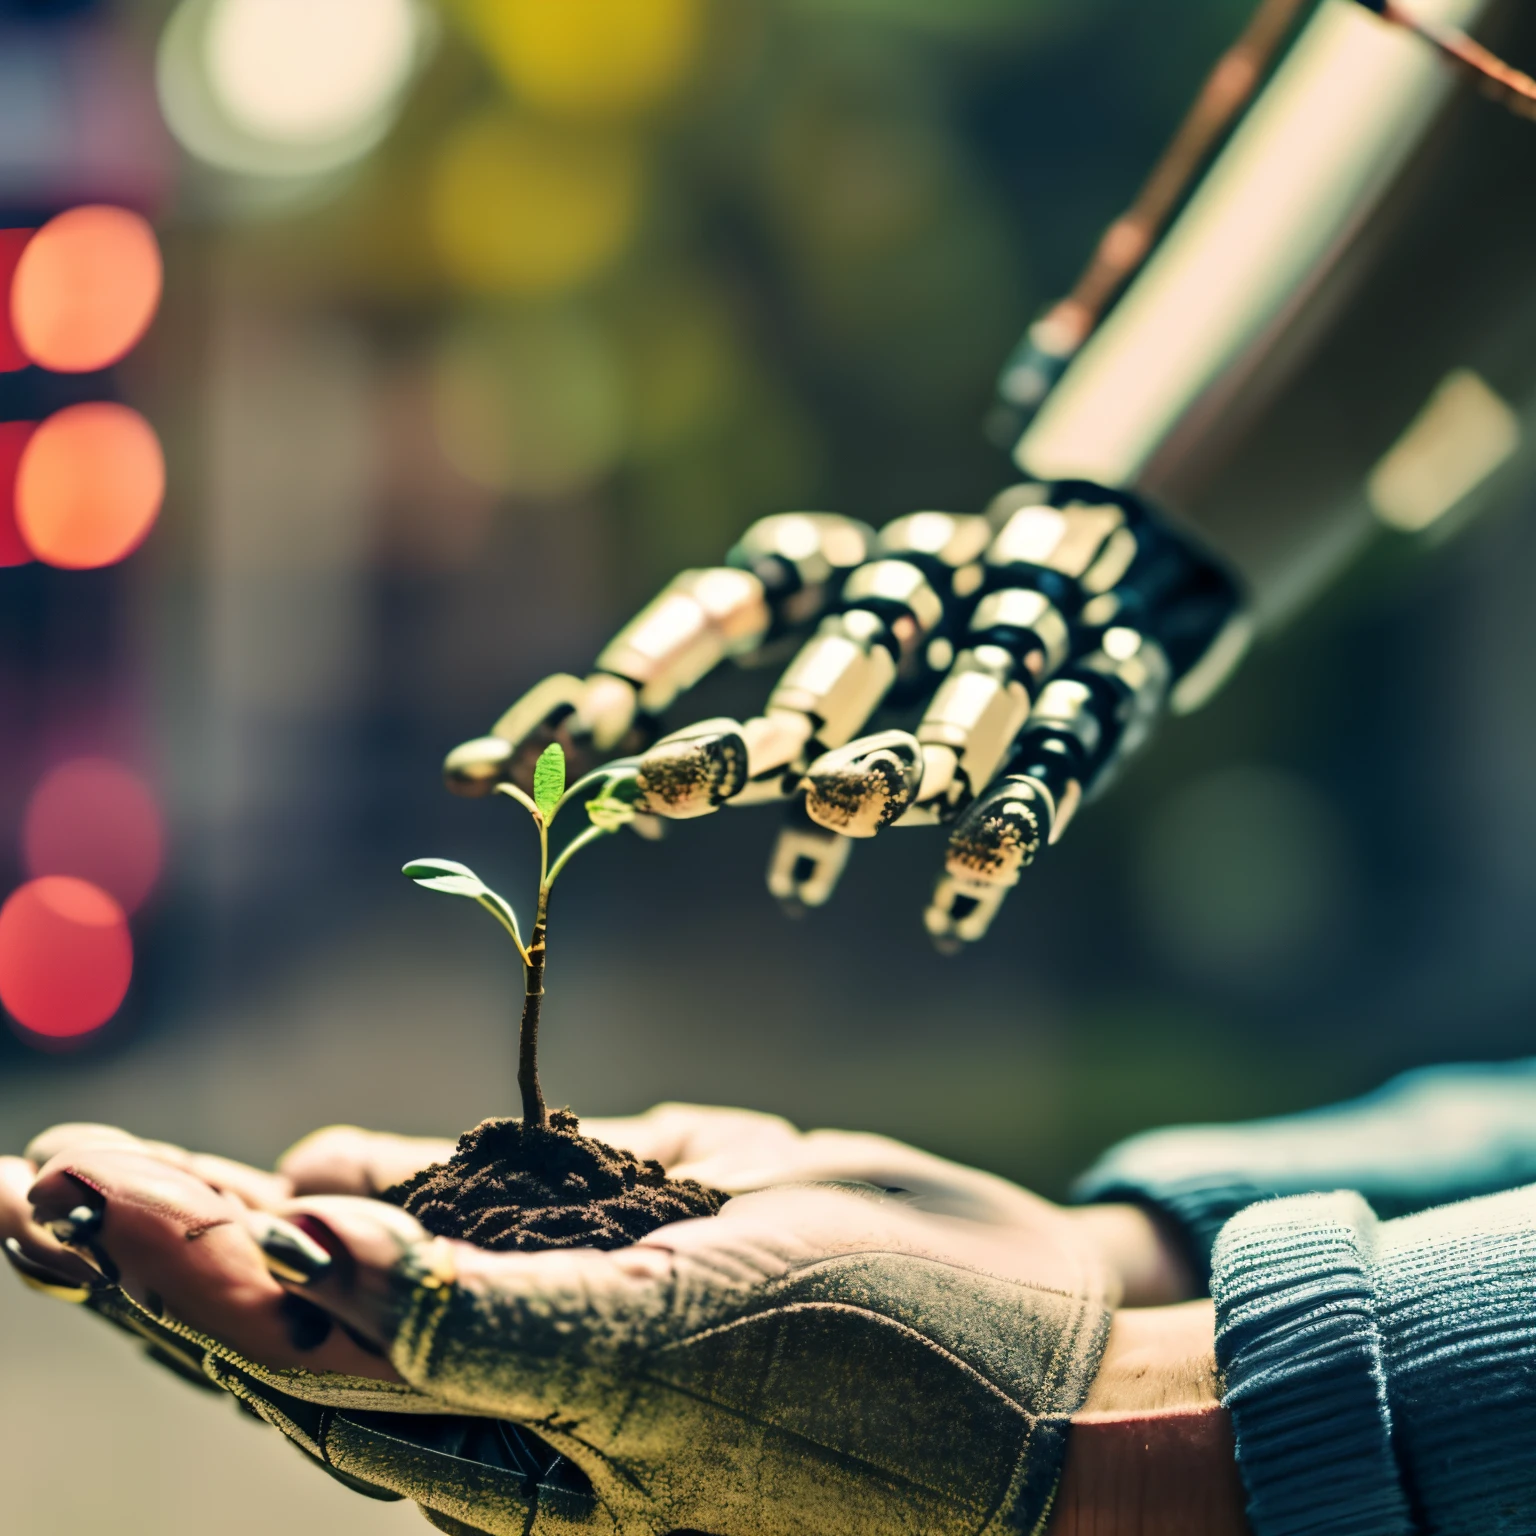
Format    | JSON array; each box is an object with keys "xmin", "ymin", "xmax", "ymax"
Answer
[
  {"xmin": 430, "ymin": 111, "xmax": 642, "ymax": 294},
  {"xmin": 454, "ymin": 0, "xmax": 702, "ymax": 119}
]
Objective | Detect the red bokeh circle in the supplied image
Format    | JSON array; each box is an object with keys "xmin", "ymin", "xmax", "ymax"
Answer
[
  {"xmin": 0, "ymin": 419, "xmax": 33, "ymax": 567},
  {"xmin": 10, "ymin": 205, "xmax": 162, "ymax": 374},
  {"xmin": 15, "ymin": 401, "xmax": 164, "ymax": 569},
  {"xmin": 0, "ymin": 876, "xmax": 132, "ymax": 1039},
  {"xmin": 24, "ymin": 758, "xmax": 165, "ymax": 914},
  {"xmin": 0, "ymin": 229, "xmax": 33, "ymax": 373}
]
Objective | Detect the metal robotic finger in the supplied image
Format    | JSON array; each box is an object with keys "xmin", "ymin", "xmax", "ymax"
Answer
[
  {"xmin": 800, "ymin": 486, "xmax": 1135, "ymax": 840},
  {"xmin": 630, "ymin": 507, "xmax": 996, "ymax": 909},
  {"xmin": 439, "ymin": 512, "xmax": 872, "ymax": 803},
  {"xmin": 924, "ymin": 494, "xmax": 1247, "ymax": 951}
]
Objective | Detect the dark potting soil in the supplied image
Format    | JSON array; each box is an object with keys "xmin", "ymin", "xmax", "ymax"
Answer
[{"xmin": 380, "ymin": 1110, "xmax": 728, "ymax": 1252}]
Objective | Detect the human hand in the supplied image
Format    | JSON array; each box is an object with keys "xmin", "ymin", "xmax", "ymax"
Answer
[
  {"xmin": 6, "ymin": 1108, "xmax": 1195, "ymax": 1315},
  {"xmin": 279, "ymin": 1102, "xmax": 1196, "ymax": 1305},
  {"xmin": 13, "ymin": 1161, "xmax": 1111, "ymax": 1535},
  {"xmin": 0, "ymin": 1140, "xmax": 399, "ymax": 1379},
  {"xmin": 2, "ymin": 1117, "xmax": 1231, "ymax": 1534}
]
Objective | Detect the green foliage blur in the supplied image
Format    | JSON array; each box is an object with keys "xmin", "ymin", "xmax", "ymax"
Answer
[{"xmin": 212, "ymin": 0, "xmax": 1259, "ymax": 600}]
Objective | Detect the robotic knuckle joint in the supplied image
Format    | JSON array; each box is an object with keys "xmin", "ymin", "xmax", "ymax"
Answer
[
  {"xmin": 987, "ymin": 502, "xmax": 1125, "ymax": 583},
  {"xmin": 840, "ymin": 559, "xmax": 945, "ymax": 636}
]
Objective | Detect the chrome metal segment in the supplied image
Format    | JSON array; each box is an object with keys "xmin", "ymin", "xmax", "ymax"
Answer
[
  {"xmin": 766, "ymin": 800, "xmax": 855, "ymax": 911},
  {"xmin": 924, "ymin": 624, "xmax": 1174, "ymax": 948},
  {"xmin": 910, "ymin": 646, "xmax": 1033, "ymax": 811},
  {"xmin": 925, "ymin": 774, "xmax": 1055, "ymax": 952},
  {"xmin": 841, "ymin": 559, "xmax": 945, "ymax": 643},
  {"xmin": 986, "ymin": 500, "xmax": 1138, "ymax": 598},
  {"xmin": 765, "ymin": 610, "xmax": 900, "ymax": 750},
  {"xmin": 1080, "ymin": 625, "xmax": 1172, "ymax": 790},
  {"xmin": 442, "ymin": 511, "xmax": 872, "ymax": 800},
  {"xmin": 634, "ymin": 517, "xmax": 964, "ymax": 828},
  {"xmin": 726, "ymin": 511, "xmax": 875, "ymax": 633},
  {"xmin": 595, "ymin": 566, "xmax": 770, "ymax": 715},
  {"xmin": 970, "ymin": 587, "xmax": 1070, "ymax": 675},
  {"xmin": 802, "ymin": 496, "xmax": 1133, "ymax": 836}
]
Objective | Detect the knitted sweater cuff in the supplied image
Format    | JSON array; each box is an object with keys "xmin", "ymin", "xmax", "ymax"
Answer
[{"xmin": 1210, "ymin": 1193, "xmax": 1415, "ymax": 1536}]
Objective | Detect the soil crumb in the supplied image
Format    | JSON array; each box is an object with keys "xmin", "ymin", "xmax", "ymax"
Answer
[{"xmin": 380, "ymin": 1110, "xmax": 728, "ymax": 1252}]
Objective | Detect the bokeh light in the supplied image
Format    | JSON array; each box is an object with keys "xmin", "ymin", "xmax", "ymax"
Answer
[
  {"xmin": 158, "ymin": 0, "xmax": 425, "ymax": 180},
  {"xmin": 1135, "ymin": 767, "xmax": 1354, "ymax": 989},
  {"xmin": 10, "ymin": 206, "xmax": 162, "ymax": 374},
  {"xmin": 454, "ymin": 0, "xmax": 702, "ymax": 119},
  {"xmin": 207, "ymin": 0, "xmax": 418, "ymax": 145},
  {"xmin": 15, "ymin": 402, "xmax": 164, "ymax": 569},
  {"xmin": 0, "ymin": 230, "xmax": 33, "ymax": 373},
  {"xmin": 0, "ymin": 421, "xmax": 34, "ymax": 566},
  {"xmin": 430, "ymin": 112, "xmax": 641, "ymax": 294},
  {"xmin": 24, "ymin": 759, "xmax": 166, "ymax": 915},
  {"xmin": 432, "ymin": 308, "xmax": 625, "ymax": 495},
  {"xmin": 0, "ymin": 876, "xmax": 132, "ymax": 1040}
]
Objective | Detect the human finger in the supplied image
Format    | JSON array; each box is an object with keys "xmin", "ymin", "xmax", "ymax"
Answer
[
  {"xmin": 277, "ymin": 1126, "xmax": 458, "ymax": 1198},
  {"xmin": 273, "ymin": 1187, "xmax": 710, "ymax": 1423},
  {"xmin": 578, "ymin": 1102, "xmax": 804, "ymax": 1178},
  {"xmin": 24, "ymin": 1123, "xmax": 292, "ymax": 1210},
  {"xmin": 26, "ymin": 1147, "xmax": 400, "ymax": 1378},
  {"xmin": 25, "ymin": 1122, "xmax": 160, "ymax": 1166},
  {"xmin": 1, "ymin": 1155, "xmax": 100, "ymax": 1295}
]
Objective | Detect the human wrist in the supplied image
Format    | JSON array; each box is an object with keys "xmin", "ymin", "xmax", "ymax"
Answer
[
  {"xmin": 1072, "ymin": 1201, "xmax": 1199, "ymax": 1305},
  {"xmin": 1049, "ymin": 1302, "xmax": 1249, "ymax": 1536}
]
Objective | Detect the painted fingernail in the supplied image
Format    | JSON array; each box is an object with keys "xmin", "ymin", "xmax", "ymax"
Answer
[
  {"xmin": 4, "ymin": 1237, "xmax": 94, "ymax": 1302},
  {"xmin": 5, "ymin": 1236, "xmax": 82, "ymax": 1284},
  {"xmin": 251, "ymin": 1214, "xmax": 333, "ymax": 1285},
  {"xmin": 48, "ymin": 1204, "xmax": 104, "ymax": 1248}
]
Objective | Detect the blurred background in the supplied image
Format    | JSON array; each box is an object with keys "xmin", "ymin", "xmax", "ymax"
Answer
[{"xmin": 3, "ymin": 0, "xmax": 1536, "ymax": 1530}]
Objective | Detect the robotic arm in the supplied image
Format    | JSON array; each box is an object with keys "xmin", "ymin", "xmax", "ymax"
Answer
[{"xmin": 444, "ymin": 0, "xmax": 1536, "ymax": 950}]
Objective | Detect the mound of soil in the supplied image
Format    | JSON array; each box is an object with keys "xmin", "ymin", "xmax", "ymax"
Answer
[{"xmin": 380, "ymin": 1110, "xmax": 728, "ymax": 1252}]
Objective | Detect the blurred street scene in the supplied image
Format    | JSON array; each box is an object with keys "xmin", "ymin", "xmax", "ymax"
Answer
[{"xmin": 4, "ymin": 2, "xmax": 1536, "ymax": 1531}]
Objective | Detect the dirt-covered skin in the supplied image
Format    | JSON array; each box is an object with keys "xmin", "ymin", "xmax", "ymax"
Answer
[{"xmin": 380, "ymin": 1110, "xmax": 728, "ymax": 1252}]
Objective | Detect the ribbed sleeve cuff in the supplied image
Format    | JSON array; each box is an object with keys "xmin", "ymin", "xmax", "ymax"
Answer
[
  {"xmin": 1372, "ymin": 1185, "xmax": 1536, "ymax": 1535},
  {"xmin": 1210, "ymin": 1193, "xmax": 1415, "ymax": 1536}
]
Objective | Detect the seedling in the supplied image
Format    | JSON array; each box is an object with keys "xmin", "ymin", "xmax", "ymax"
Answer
[{"xmin": 403, "ymin": 744, "xmax": 640, "ymax": 1129}]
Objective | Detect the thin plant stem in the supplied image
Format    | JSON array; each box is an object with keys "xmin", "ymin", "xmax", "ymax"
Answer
[
  {"xmin": 495, "ymin": 781, "xmax": 541, "ymax": 821},
  {"xmin": 554, "ymin": 766, "xmax": 613, "ymax": 817},
  {"xmin": 553, "ymin": 763, "xmax": 634, "ymax": 819},
  {"xmin": 492, "ymin": 757, "xmax": 625, "ymax": 1127},
  {"xmin": 475, "ymin": 895, "xmax": 530, "ymax": 966},
  {"xmin": 546, "ymin": 824, "xmax": 608, "ymax": 888},
  {"xmin": 518, "ymin": 883, "xmax": 550, "ymax": 1128}
]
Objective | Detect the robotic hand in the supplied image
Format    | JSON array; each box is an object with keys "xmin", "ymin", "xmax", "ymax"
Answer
[
  {"xmin": 445, "ymin": 486, "xmax": 1245, "ymax": 952},
  {"xmin": 444, "ymin": 0, "xmax": 1536, "ymax": 955}
]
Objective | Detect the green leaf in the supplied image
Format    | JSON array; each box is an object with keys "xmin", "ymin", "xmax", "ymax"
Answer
[
  {"xmin": 586, "ymin": 796, "xmax": 635, "ymax": 833},
  {"xmin": 403, "ymin": 858, "xmax": 524, "ymax": 955},
  {"xmin": 533, "ymin": 743, "xmax": 566, "ymax": 821},
  {"xmin": 600, "ymin": 766, "xmax": 642, "ymax": 804},
  {"xmin": 402, "ymin": 857, "xmax": 486, "ymax": 898}
]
